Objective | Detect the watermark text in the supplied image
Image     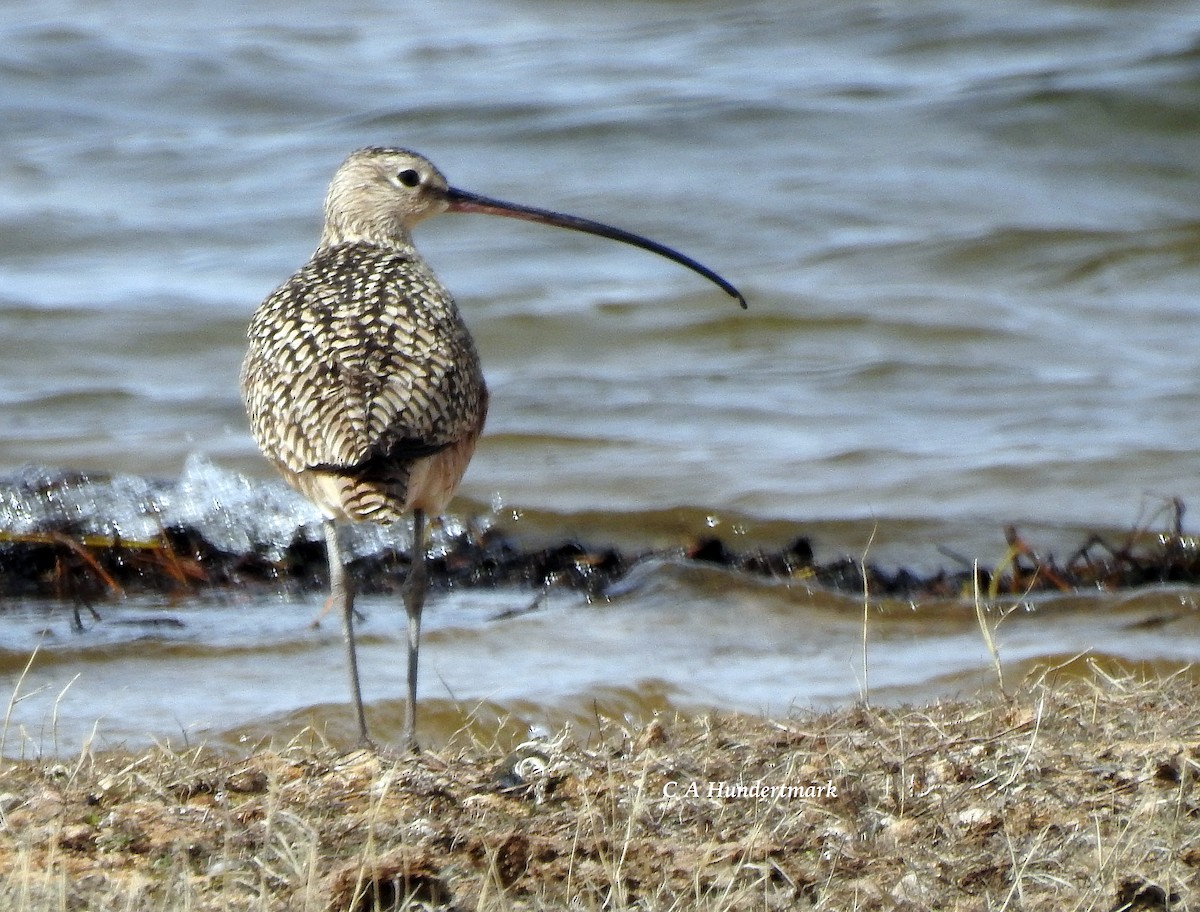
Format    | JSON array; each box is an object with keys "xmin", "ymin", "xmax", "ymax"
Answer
[{"xmin": 662, "ymin": 779, "xmax": 837, "ymax": 800}]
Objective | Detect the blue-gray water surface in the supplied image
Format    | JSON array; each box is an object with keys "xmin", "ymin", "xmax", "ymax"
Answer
[{"xmin": 3, "ymin": 0, "xmax": 1200, "ymax": 753}]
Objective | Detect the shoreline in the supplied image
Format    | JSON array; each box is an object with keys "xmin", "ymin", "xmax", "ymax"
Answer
[
  {"xmin": 1, "ymin": 663, "xmax": 1195, "ymax": 910},
  {"xmin": 3, "ymin": 506, "xmax": 1199, "ymax": 608}
]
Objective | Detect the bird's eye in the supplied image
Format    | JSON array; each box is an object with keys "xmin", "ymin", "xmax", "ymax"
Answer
[{"xmin": 397, "ymin": 168, "xmax": 421, "ymax": 187}]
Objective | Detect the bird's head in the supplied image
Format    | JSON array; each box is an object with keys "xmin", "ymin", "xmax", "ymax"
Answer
[
  {"xmin": 320, "ymin": 147, "xmax": 451, "ymax": 247},
  {"xmin": 318, "ymin": 145, "xmax": 747, "ymax": 308}
]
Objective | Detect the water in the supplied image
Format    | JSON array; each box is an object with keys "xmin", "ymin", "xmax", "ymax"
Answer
[
  {"xmin": 3, "ymin": 0, "xmax": 1200, "ymax": 753},
  {"xmin": 5, "ymin": 570, "xmax": 1200, "ymax": 756}
]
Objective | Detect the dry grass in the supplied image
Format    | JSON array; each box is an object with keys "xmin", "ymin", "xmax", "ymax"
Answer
[{"xmin": 1, "ymin": 662, "xmax": 1198, "ymax": 911}]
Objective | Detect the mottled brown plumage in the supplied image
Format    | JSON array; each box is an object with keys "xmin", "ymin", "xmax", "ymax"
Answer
[
  {"xmin": 242, "ymin": 146, "xmax": 745, "ymax": 751},
  {"xmin": 242, "ymin": 151, "xmax": 488, "ymax": 527}
]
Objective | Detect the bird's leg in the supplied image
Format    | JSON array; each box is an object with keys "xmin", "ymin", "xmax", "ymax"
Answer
[
  {"xmin": 325, "ymin": 519, "xmax": 371, "ymax": 746},
  {"xmin": 401, "ymin": 509, "xmax": 428, "ymax": 753},
  {"xmin": 309, "ymin": 592, "xmax": 366, "ymax": 630}
]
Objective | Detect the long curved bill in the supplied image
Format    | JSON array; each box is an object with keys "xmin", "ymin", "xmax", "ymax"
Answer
[{"xmin": 443, "ymin": 186, "xmax": 747, "ymax": 309}]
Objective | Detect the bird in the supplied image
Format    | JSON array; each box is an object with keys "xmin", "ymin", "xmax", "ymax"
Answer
[{"xmin": 241, "ymin": 146, "xmax": 746, "ymax": 751}]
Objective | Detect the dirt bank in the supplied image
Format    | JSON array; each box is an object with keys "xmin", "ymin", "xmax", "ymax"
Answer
[{"xmin": 1, "ymin": 660, "xmax": 1196, "ymax": 910}]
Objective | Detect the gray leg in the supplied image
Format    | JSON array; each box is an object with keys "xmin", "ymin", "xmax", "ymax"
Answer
[
  {"xmin": 401, "ymin": 509, "xmax": 428, "ymax": 753},
  {"xmin": 325, "ymin": 519, "xmax": 370, "ymax": 746}
]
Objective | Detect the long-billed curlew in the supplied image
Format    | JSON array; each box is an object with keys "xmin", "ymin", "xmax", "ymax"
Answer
[{"xmin": 241, "ymin": 147, "xmax": 745, "ymax": 750}]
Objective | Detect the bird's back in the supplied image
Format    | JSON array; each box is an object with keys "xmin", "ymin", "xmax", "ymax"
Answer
[{"xmin": 241, "ymin": 242, "xmax": 488, "ymax": 523}]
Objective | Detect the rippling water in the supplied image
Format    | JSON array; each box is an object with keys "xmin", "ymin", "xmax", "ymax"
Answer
[{"xmin": 4, "ymin": 0, "xmax": 1200, "ymax": 752}]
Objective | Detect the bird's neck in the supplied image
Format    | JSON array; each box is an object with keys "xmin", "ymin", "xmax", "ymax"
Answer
[{"xmin": 318, "ymin": 218, "xmax": 416, "ymax": 253}]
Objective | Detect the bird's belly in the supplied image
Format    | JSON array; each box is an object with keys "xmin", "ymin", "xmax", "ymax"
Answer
[
  {"xmin": 280, "ymin": 432, "xmax": 481, "ymax": 525},
  {"xmin": 404, "ymin": 434, "xmax": 480, "ymax": 516}
]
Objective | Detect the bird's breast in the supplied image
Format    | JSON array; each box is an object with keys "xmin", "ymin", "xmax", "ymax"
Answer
[{"xmin": 241, "ymin": 242, "xmax": 488, "ymax": 521}]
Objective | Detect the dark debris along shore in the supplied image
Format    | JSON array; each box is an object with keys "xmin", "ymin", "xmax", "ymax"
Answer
[{"xmin": 3, "ymin": 498, "xmax": 1200, "ymax": 611}]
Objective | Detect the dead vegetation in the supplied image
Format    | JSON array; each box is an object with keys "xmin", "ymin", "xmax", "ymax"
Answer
[
  {"xmin": 1, "ymin": 660, "xmax": 1198, "ymax": 911},
  {"xmin": 4, "ymin": 497, "xmax": 1200, "ymax": 615}
]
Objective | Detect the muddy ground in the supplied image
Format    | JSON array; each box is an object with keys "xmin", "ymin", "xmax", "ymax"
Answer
[{"xmin": 1, "ymin": 660, "xmax": 1197, "ymax": 911}]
